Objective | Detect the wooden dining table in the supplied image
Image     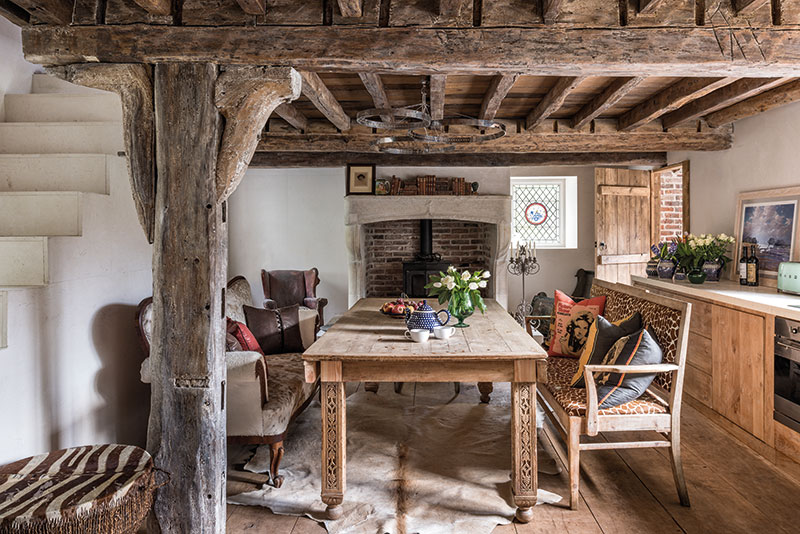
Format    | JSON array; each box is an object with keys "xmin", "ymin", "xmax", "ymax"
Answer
[{"xmin": 302, "ymin": 297, "xmax": 548, "ymax": 523}]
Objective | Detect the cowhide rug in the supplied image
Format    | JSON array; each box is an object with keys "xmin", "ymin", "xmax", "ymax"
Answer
[
  {"xmin": 229, "ymin": 386, "xmax": 561, "ymax": 534},
  {"xmin": 228, "ymin": 384, "xmax": 561, "ymax": 534}
]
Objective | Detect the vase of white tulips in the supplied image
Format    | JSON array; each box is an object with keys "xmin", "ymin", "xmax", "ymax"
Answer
[{"xmin": 425, "ymin": 266, "xmax": 490, "ymax": 328}]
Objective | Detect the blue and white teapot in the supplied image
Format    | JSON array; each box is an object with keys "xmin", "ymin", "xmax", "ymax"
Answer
[{"xmin": 405, "ymin": 300, "xmax": 450, "ymax": 332}]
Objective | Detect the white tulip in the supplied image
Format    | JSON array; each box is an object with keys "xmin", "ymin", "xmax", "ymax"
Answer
[
  {"xmin": 442, "ymin": 275, "xmax": 454, "ymax": 285},
  {"xmin": 433, "ymin": 282, "xmax": 442, "ymax": 288},
  {"xmin": 448, "ymin": 265, "xmax": 457, "ymax": 272},
  {"xmin": 482, "ymin": 271, "xmax": 491, "ymax": 278},
  {"xmin": 461, "ymin": 270, "xmax": 471, "ymax": 281},
  {"xmin": 446, "ymin": 281, "xmax": 456, "ymax": 290},
  {"xmin": 468, "ymin": 282, "xmax": 479, "ymax": 290},
  {"xmin": 478, "ymin": 280, "xmax": 487, "ymax": 288}
]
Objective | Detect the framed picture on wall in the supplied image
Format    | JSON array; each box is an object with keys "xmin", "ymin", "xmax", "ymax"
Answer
[
  {"xmin": 346, "ymin": 164, "xmax": 376, "ymax": 195},
  {"xmin": 734, "ymin": 186, "xmax": 800, "ymax": 285}
]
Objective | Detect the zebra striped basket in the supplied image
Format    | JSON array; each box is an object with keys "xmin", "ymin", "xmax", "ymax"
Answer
[{"xmin": 0, "ymin": 444, "xmax": 162, "ymax": 534}]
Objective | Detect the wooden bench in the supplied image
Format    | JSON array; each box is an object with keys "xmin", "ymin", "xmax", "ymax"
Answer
[{"xmin": 537, "ymin": 280, "xmax": 692, "ymax": 509}]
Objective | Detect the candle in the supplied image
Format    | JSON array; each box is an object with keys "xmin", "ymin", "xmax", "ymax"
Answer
[{"xmin": 533, "ymin": 241, "xmax": 536, "ymax": 257}]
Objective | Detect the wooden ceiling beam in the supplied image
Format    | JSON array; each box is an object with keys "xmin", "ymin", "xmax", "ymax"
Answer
[
  {"xmin": 429, "ymin": 74, "xmax": 446, "ymax": 121},
  {"xmin": 13, "ymin": 0, "xmax": 70, "ymax": 24},
  {"xmin": 337, "ymin": 0, "xmax": 362, "ymax": 18},
  {"xmin": 274, "ymin": 103, "xmax": 309, "ymax": 132},
  {"xmin": 439, "ymin": 0, "xmax": 461, "ymax": 17},
  {"xmin": 358, "ymin": 72, "xmax": 391, "ymax": 110},
  {"xmin": 733, "ymin": 0, "xmax": 770, "ymax": 15},
  {"xmin": 0, "ymin": 0, "xmax": 30, "ymax": 26},
  {"xmin": 235, "ymin": 0, "xmax": 266, "ymax": 15},
  {"xmin": 526, "ymin": 76, "xmax": 586, "ymax": 130},
  {"xmin": 23, "ymin": 25, "xmax": 800, "ymax": 77},
  {"xmin": 479, "ymin": 73, "xmax": 519, "ymax": 121},
  {"xmin": 256, "ymin": 126, "xmax": 732, "ymax": 153},
  {"xmin": 617, "ymin": 77, "xmax": 737, "ymax": 131},
  {"xmin": 705, "ymin": 79, "xmax": 800, "ymax": 127},
  {"xmin": 570, "ymin": 77, "xmax": 645, "ymax": 130},
  {"xmin": 249, "ymin": 151, "xmax": 669, "ymax": 168},
  {"xmin": 638, "ymin": 0, "xmax": 668, "ymax": 14},
  {"xmin": 131, "ymin": 0, "xmax": 171, "ymax": 16},
  {"xmin": 299, "ymin": 71, "xmax": 351, "ymax": 131},
  {"xmin": 542, "ymin": 0, "xmax": 564, "ymax": 23},
  {"xmin": 662, "ymin": 77, "xmax": 792, "ymax": 128}
]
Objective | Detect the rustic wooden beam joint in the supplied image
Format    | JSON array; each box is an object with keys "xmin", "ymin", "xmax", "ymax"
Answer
[
  {"xmin": 132, "ymin": 0, "xmax": 171, "ymax": 16},
  {"xmin": 0, "ymin": 0, "xmax": 30, "ymax": 25},
  {"xmin": 479, "ymin": 73, "xmax": 519, "ymax": 121},
  {"xmin": 274, "ymin": 103, "xmax": 309, "ymax": 133},
  {"xmin": 235, "ymin": 0, "xmax": 266, "ymax": 15},
  {"xmin": 526, "ymin": 76, "xmax": 586, "ymax": 130},
  {"xmin": 337, "ymin": 0, "xmax": 362, "ymax": 17},
  {"xmin": 429, "ymin": 74, "xmax": 447, "ymax": 121},
  {"xmin": 542, "ymin": 0, "xmax": 563, "ymax": 23},
  {"xmin": 215, "ymin": 66, "xmax": 302, "ymax": 201},
  {"xmin": 299, "ymin": 71, "xmax": 351, "ymax": 132},
  {"xmin": 571, "ymin": 77, "xmax": 645, "ymax": 130},
  {"xmin": 733, "ymin": 0, "xmax": 770, "ymax": 15},
  {"xmin": 705, "ymin": 79, "xmax": 800, "ymax": 127},
  {"xmin": 638, "ymin": 0, "xmax": 668, "ymax": 14},
  {"xmin": 48, "ymin": 64, "xmax": 156, "ymax": 243},
  {"xmin": 13, "ymin": 0, "xmax": 71, "ymax": 24}
]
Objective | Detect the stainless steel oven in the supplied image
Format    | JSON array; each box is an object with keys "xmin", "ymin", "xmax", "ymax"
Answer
[{"xmin": 774, "ymin": 317, "xmax": 800, "ymax": 433}]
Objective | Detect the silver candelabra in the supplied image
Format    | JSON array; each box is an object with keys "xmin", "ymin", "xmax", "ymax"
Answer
[{"xmin": 507, "ymin": 242, "xmax": 540, "ymax": 323}]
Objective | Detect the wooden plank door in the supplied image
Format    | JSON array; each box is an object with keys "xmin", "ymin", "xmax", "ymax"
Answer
[{"xmin": 594, "ymin": 168, "xmax": 652, "ymax": 284}]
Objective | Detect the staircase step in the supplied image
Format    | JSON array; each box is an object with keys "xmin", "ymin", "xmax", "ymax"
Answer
[
  {"xmin": 0, "ymin": 238, "xmax": 48, "ymax": 287},
  {"xmin": 0, "ymin": 154, "xmax": 109, "ymax": 194},
  {"xmin": 4, "ymin": 93, "xmax": 122, "ymax": 123},
  {"xmin": 0, "ymin": 192, "xmax": 82, "ymax": 237},
  {"xmin": 0, "ymin": 122, "xmax": 124, "ymax": 155},
  {"xmin": 32, "ymin": 73, "xmax": 107, "ymax": 95}
]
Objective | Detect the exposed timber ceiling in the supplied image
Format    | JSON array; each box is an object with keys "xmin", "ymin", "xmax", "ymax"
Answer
[{"xmin": 7, "ymin": 0, "xmax": 800, "ymax": 167}]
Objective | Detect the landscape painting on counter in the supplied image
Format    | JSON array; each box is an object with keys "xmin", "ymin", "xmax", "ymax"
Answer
[{"xmin": 740, "ymin": 200, "xmax": 797, "ymax": 274}]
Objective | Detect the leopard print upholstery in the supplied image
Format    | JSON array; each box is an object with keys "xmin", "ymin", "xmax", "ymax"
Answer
[
  {"xmin": 590, "ymin": 284, "xmax": 682, "ymax": 392},
  {"xmin": 545, "ymin": 356, "xmax": 668, "ymax": 416}
]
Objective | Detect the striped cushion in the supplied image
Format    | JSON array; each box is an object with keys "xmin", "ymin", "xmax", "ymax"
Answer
[{"xmin": 0, "ymin": 444, "xmax": 152, "ymax": 527}]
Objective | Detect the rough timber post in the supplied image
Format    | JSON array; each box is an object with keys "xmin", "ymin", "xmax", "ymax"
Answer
[{"xmin": 148, "ymin": 62, "xmax": 227, "ymax": 533}]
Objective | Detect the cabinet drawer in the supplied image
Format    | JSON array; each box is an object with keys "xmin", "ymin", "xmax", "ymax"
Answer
[
  {"xmin": 686, "ymin": 332, "xmax": 712, "ymax": 375},
  {"xmin": 687, "ymin": 299, "xmax": 712, "ymax": 338},
  {"xmin": 684, "ymin": 363, "xmax": 712, "ymax": 407}
]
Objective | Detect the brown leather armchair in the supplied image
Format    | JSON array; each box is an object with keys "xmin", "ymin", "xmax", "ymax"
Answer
[{"xmin": 261, "ymin": 268, "xmax": 328, "ymax": 326}]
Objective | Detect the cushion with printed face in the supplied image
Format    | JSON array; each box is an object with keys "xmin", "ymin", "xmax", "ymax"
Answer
[
  {"xmin": 547, "ymin": 290, "xmax": 606, "ymax": 358},
  {"xmin": 570, "ymin": 312, "xmax": 642, "ymax": 388},
  {"xmin": 595, "ymin": 327, "xmax": 663, "ymax": 409},
  {"xmin": 226, "ymin": 317, "xmax": 264, "ymax": 355}
]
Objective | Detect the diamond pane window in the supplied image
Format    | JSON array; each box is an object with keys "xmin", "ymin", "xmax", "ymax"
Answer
[{"xmin": 511, "ymin": 177, "xmax": 577, "ymax": 249}]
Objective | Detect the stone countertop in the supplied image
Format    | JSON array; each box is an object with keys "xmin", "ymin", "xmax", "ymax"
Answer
[{"xmin": 631, "ymin": 275, "xmax": 800, "ymax": 322}]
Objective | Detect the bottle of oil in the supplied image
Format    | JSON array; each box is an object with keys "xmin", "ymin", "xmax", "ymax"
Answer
[{"xmin": 747, "ymin": 244, "xmax": 759, "ymax": 286}]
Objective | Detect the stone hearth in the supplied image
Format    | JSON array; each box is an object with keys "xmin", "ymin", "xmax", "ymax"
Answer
[{"xmin": 345, "ymin": 195, "xmax": 512, "ymax": 308}]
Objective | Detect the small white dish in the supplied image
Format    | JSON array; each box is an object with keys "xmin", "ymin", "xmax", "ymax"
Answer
[
  {"xmin": 405, "ymin": 328, "xmax": 430, "ymax": 343},
  {"xmin": 433, "ymin": 325, "xmax": 455, "ymax": 340}
]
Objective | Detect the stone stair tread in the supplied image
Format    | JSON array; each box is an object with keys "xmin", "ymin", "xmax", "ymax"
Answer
[{"xmin": 0, "ymin": 154, "xmax": 110, "ymax": 194}]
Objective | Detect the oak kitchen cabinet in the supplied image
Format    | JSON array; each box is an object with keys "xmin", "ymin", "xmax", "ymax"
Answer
[{"xmin": 631, "ymin": 276, "xmax": 797, "ymax": 477}]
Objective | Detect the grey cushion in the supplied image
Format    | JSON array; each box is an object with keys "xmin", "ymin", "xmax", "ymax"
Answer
[{"xmin": 596, "ymin": 328, "xmax": 663, "ymax": 409}]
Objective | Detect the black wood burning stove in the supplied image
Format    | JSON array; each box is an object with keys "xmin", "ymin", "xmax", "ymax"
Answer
[{"xmin": 402, "ymin": 219, "xmax": 448, "ymax": 298}]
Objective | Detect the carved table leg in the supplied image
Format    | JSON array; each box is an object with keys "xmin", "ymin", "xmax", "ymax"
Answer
[
  {"xmin": 511, "ymin": 382, "xmax": 537, "ymax": 523},
  {"xmin": 478, "ymin": 382, "xmax": 493, "ymax": 403},
  {"xmin": 321, "ymin": 381, "xmax": 346, "ymax": 520}
]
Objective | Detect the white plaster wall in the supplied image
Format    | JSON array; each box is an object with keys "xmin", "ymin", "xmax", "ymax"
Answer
[
  {"xmin": 669, "ymin": 101, "xmax": 800, "ymax": 237},
  {"xmin": 0, "ymin": 17, "xmax": 38, "ymax": 122},
  {"xmin": 229, "ymin": 165, "xmax": 596, "ymax": 320}
]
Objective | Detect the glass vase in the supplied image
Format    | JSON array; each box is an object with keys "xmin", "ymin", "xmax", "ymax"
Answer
[{"xmin": 448, "ymin": 292, "xmax": 474, "ymax": 328}]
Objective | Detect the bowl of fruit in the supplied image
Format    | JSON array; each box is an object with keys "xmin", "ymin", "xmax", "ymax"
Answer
[{"xmin": 380, "ymin": 297, "xmax": 418, "ymax": 318}]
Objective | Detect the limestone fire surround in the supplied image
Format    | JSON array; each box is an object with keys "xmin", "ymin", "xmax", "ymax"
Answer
[{"xmin": 345, "ymin": 195, "xmax": 512, "ymax": 309}]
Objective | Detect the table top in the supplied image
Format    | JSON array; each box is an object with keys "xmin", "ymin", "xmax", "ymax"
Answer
[{"xmin": 303, "ymin": 297, "xmax": 547, "ymax": 362}]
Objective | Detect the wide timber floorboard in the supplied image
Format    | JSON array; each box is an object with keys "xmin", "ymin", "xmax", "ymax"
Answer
[{"xmin": 226, "ymin": 383, "xmax": 800, "ymax": 534}]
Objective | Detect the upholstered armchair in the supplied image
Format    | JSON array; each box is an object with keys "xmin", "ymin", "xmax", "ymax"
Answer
[
  {"xmin": 261, "ymin": 268, "xmax": 328, "ymax": 326},
  {"xmin": 136, "ymin": 276, "xmax": 319, "ymax": 488}
]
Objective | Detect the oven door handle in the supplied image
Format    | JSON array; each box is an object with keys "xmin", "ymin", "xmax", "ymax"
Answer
[{"xmin": 775, "ymin": 340, "xmax": 800, "ymax": 364}]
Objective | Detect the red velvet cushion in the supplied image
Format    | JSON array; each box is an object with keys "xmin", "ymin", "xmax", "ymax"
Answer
[
  {"xmin": 226, "ymin": 317, "xmax": 264, "ymax": 355},
  {"xmin": 547, "ymin": 290, "xmax": 606, "ymax": 358}
]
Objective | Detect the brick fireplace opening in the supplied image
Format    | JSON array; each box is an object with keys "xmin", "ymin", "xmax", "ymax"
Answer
[{"xmin": 364, "ymin": 220, "xmax": 492, "ymax": 298}]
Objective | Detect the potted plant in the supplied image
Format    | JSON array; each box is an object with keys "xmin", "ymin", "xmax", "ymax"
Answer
[
  {"xmin": 425, "ymin": 266, "xmax": 489, "ymax": 328},
  {"xmin": 647, "ymin": 245, "xmax": 661, "ymax": 278},
  {"xmin": 683, "ymin": 233, "xmax": 735, "ymax": 282},
  {"xmin": 673, "ymin": 235, "xmax": 696, "ymax": 282}
]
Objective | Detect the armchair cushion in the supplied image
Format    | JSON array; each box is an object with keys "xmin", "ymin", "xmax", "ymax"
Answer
[
  {"xmin": 595, "ymin": 328, "xmax": 663, "ymax": 409},
  {"xmin": 548, "ymin": 290, "xmax": 606, "ymax": 358},
  {"xmin": 244, "ymin": 304, "xmax": 305, "ymax": 355},
  {"xmin": 546, "ymin": 356, "xmax": 667, "ymax": 417},
  {"xmin": 226, "ymin": 333, "xmax": 243, "ymax": 351},
  {"xmin": 570, "ymin": 312, "xmax": 642, "ymax": 387},
  {"xmin": 227, "ymin": 318, "xmax": 264, "ymax": 355}
]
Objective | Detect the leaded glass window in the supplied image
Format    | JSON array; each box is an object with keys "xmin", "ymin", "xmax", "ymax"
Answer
[{"xmin": 512, "ymin": 179, "xmax": 564, "ymax": 247}]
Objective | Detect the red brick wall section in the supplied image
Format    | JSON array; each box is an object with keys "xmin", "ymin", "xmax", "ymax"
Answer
[
  {"xmin": 364, "ymin": 220, "xmax": 491, "ymax": 298},
  {"xmin": 659, "ymin": 169, "xmax": 684, "ymax": 242}
]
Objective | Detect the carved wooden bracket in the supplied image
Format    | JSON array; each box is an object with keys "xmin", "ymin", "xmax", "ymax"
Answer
[
  {"xmin": 215, "ymin": 66, "xmax": 301, "ymax": 202},
  {"xmin": 47, "ymin": 64, "xmax": 156, "ymax": 243}
]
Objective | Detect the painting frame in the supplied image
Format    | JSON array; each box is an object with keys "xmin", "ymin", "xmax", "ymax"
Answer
[
  {"xmin": 733, "ymin": 186, "xmax": 800, "ymax": 286},
  {"xmin": 346, "ymin": 164, "xmax": 376, "ymax": 195}
]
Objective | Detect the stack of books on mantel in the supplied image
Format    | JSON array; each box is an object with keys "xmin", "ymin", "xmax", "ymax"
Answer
[{"xmin": 387, "ymin": 175, "xmax": 477, "ymax": 196}]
